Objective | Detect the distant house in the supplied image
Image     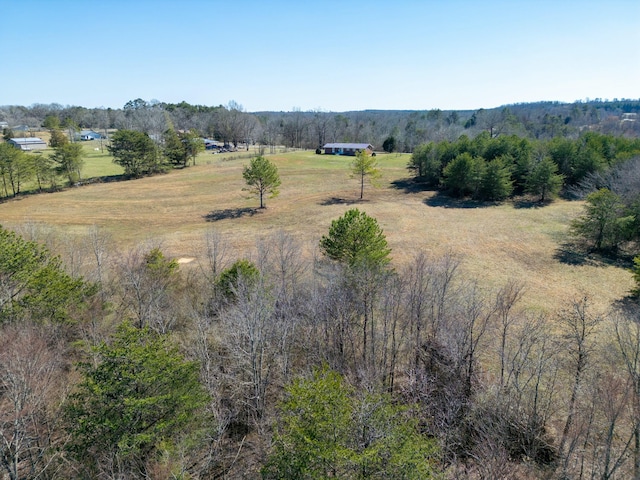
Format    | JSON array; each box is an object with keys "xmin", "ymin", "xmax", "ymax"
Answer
[
  {"xmin": 0, "ymin": 122, "xmax": 8, "ymax": 130},
  {"xmin": 8, "ymin": 137, "xmax": 47, "ymax": 151},
  {"xmin": 323, "ymin": 143, "xmax": 374, "ymax": 156},
  {"xmin": 78, "ymin": 129, "xmax": 102, "ymax": 141}
]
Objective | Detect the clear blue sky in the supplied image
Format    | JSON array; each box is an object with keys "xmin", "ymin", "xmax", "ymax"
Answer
[{"xmin": 1, "ymin": 0, "xmax": 638, "ymax": 112}]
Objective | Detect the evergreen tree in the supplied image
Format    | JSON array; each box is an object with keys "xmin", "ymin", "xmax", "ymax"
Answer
[
  {"xmin": 109, "ymin": 129, "xmax": 165, "ymax": 177},
  {"xmin": 0, "ymin": 225, "xmax": 93, "ymax": 324},
  {"xmin": 526, "ymin": 156, "xmax": 564, "ymax": 202},
  {"xmin": 479, "ymin": 156, "xmax": 513, "ymax": 201},
  {"xmin": 164, "ymin": 129, "xmax": 205, "ymax": 167},
  {"xmin": 442, "ymin": 152, "xmax": 485, "ymax": 198},
  {"xmin": 2, "ymin": 127, "xmax": 14, "ymax": 142},
  {"xmin": 319, "ymin": 208, "xmax": 391, "ymax": 270},
  {"xmin": 50, "ymin": 142, "xmax": 84, "ymax": 185},
  {"xmin": 571, "ymin": 188, "xmax": 632, "ymax": 251},
  {"xmin": 242, "ymin": 155, "xmax": 281, "ymax": 208},
  {"xmin": 162, "ymin": 127, "xmax": 187, "ymax": 167},
  {"xmin": 409, "ymin": 142, "xmax": 442, "ymax": 186},
  {"xmin": 65, "ymin": 322, "xmax": 209, "ymax": 477},
  {"xmin": 263, "ymin": 366, "xmax": 440, "ymax": 479},
  {"xmin": 216, "ymin": 259, "xmax": 260, "ymax": 299},
  {"xmin": 632, "ymin": 256, "xmax": 640, "ymax": 298},
  {"xmin": 382, "ymin": 135, "xmax": 396, "ymax": 153},
  {"xmin": 181, "ymin": 129, "xmax": 205, "ymax": 165},
  {"xmin": 48, "ymin": 128, "xmax": 68, "ymax": 148}
]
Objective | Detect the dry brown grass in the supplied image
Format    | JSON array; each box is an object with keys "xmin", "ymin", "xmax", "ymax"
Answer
[{"xmin": 0, "ymin": 150, "xmax": 633, "ymax": 313}]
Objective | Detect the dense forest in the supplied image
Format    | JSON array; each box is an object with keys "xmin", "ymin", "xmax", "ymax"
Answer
[{"xmin": 2, "ymin": 99, "xmax": 640, "ymax": 479}]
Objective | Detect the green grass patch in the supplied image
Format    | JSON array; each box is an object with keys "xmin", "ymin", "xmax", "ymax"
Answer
[{"xmin": 80, "ymin": 141, "xmax": 124, "ymax": 178}]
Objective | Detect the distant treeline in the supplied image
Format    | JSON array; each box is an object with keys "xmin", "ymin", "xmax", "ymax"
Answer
[{"xmin": 1, "ymin": 98, "xmax": 639, "ymax": 152}]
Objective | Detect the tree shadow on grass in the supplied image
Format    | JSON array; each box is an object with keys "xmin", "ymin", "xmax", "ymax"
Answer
[
  {"xmin": 424, "ymin": 191, "xmax": 497, "ymax": 209},
  {"xmin": 73, "ymin": 174, "xmax": 131, "ymax": 186},
  {"xmin": 319, "ymin": 197, "xmax": 367, "ymax": 206},
  {"xmin": 97, "ymin": 174, "xmax": 131, "ymax": 183},
  {"xmin": 554, "ymin": 240, "xmax": 635, "ymax": 268},
  {"xmin": 611, "ymin": 295, "xmax": 640, "ymax": 316},
  {"xmin": 204, "ymin": 207, "xmax": 262, "ymax": 222},
  {"xmin": 512, "ymin": 198, "xmax": 547, "ymax": 209},
  {"xmin": 511, "ymin": 194, "xmax": 566, "ymax": 209},
  {"xmin": 553, "ymin": 243, "xmax": 596, "ymax": 266},
  {"xmin": 389, "ymin": 178, "xmax": 433, "ymax": 194}
]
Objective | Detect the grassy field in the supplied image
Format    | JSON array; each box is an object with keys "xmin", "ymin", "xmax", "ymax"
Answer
[{"xmin": 0, "ymin": 147, "xmax": 633, "ymax": 314}]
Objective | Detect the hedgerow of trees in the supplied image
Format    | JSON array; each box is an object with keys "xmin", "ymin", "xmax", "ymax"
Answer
[{"xmin": 408, "ymin": 131, "xmax": 640, "ymax": 202}]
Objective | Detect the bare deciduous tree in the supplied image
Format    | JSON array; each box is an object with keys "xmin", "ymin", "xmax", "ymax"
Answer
[
  {"xmin": 257, "ymin": 230, "xmax": 307, "ymax": 303},
  {"xmin": 377, "ymin": 272, "xmax": 409, "ymax": 391},
  {"xmin": 0, "ymin": 324, "xmax": 65, "ymax": 480},
  {"xmin": 86, "ymin": 224, "xmax": 112, "ymax": 298},
  {"xmin": 557, "ymin": 297, "xmax": 602, "ymax": 478},
  {"xmin": 403, "ymin": 251, "xmax": 433, "ymax": 368},
  {"xmin": 613, "ymin": 306, "xmax": 640, "ymax": 480},
  {"xmin": 446, "ymin": 281, "xmax": 496, "ymax": 397},
  {"xmin": 197, "ymin": 228, "xmax": 230, "ymax": 311},
  {"xmin": 495, "ymin": 279, "xmax": 526, "ymax": 386},
  {"xmin": 220, "ymin": 275, "xmax": 280, "ymax": 430},
  {"xmin": 585, "ymin": 373, "xmax": 634, "ymax": 480},
  {"xmin": 501, "ymin": 314, "xmax": 559, "ymax": 468},
  {"xmin": 115, "ymin": 244, "xmax": 184, "ymax": 333}
]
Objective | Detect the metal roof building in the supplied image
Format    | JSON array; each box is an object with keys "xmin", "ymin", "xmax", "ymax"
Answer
[{"xmin": 8, "ymin": 137, "xmax": 48, "ymax": 151}]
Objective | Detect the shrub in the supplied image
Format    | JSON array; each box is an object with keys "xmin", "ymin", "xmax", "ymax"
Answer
[{"xmin": 216, "ymin": 259, "xmax": 260, "ymax": 299}]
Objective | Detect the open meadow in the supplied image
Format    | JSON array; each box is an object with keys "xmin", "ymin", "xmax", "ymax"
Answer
[{"xmin": 0, "ymin": 144, "xmax": 633, "ymax": 314}]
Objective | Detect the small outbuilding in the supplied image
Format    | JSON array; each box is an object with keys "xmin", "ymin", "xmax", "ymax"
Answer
[
  {"xmin": 323, "ymin": 143, "xmax": 374, "ymax": 156},
  {"xmin": 8, "ymin": 137, "xmax": 48, "ymax": 151}
]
